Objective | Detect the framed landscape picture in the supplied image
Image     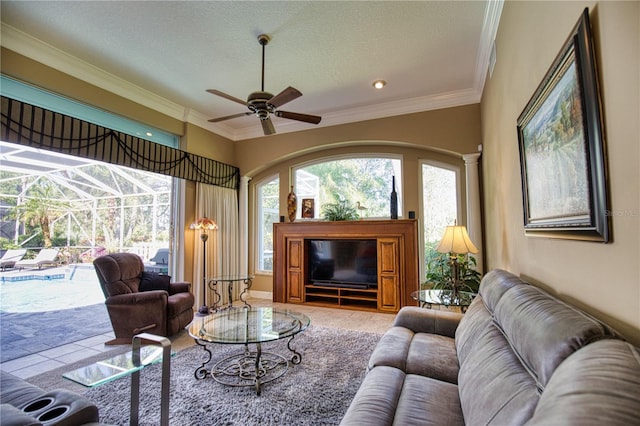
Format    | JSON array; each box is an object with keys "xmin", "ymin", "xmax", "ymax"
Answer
[
  {"xmin": 302, "ymin": 198, "xmax": 315, "ymax": 218},
  {"xmin": 516, "ymin": 8, "xmax": 609, "ymax": 242}
]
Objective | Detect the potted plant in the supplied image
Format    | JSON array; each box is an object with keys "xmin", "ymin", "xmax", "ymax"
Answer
[
  {"xmin": 321, "ymin": 201, "xmax": 359, "ymax": 221},
  {"xmin": 424, "ymin": 249, "xmax": 482, "ymax": 293}
]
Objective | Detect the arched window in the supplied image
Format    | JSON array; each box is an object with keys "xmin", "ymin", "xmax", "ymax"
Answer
[{"xmin": 292, "ymin": 156, "xmax": 402, "ymax": 219}]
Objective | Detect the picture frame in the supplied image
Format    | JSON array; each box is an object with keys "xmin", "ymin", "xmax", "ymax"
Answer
[
  {"xmin": 516, "ymin": 8, "xmax": 609, "ymax": 242},
  {"xmin": 302, "ymin": 198, "xmax": 315, "ymax": 219}
]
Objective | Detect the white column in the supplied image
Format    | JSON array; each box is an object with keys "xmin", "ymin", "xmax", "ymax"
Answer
[
  {"xmin": 239, "ymin": 176, "xmax": 251, "ymax": 275},
  {"xmin": 463, "ymin": 153, "xmax": 483, "ymax": 272}
]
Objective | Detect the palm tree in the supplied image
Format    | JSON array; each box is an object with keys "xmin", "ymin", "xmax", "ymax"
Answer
[{"xmin": 9, "ymin": 180, "xmax": 71, "ymax": 248}]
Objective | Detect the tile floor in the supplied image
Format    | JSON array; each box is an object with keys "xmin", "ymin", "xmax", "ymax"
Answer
[{"xmin": 0, "ymin": 295, "xmax": 396, "ymax": 381}]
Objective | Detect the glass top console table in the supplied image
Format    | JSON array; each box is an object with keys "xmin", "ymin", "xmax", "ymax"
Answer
[
  {"xmin": 410, "ymin": 289, "xmax": 477, "ymax": 313},
  {"xmin": 188, "ymin": 307, "xmax": 310, "ymax": 395}
]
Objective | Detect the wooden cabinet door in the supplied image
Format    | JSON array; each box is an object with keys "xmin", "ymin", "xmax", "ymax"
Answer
[
  {"xmin": 377, "ymin": 237, "xmax": 400, "ymax": 312},
  {"xmin": 287, "ymin": 238, "xmax": 304, "ymax": 303}
]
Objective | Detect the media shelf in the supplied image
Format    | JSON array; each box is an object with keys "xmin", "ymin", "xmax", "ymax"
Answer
[
  {"xmin": 273, "ymin": 220, "xmax": 420, "ymax": 313},
  {"xmin": 304, "ymin": 284, "xmax": 378, "ymax": 311}
]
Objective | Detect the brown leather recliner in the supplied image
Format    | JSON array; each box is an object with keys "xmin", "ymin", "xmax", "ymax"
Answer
[{"xmin": 93, "ymin": 252, "xmax": 194, "ymax": 345}]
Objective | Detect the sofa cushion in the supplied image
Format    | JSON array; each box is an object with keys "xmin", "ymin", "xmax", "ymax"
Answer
[
  {"xmin": 393, "ymin": 374, "xmax": 464, "ymax": 426},
  {"xmin": 340, "ymin": 366, "xmax": 405, "ymax": 426},
  {"xmin": 493, "ymin": 284, "xmax": 618, "ymax": 389},
  {"xmin": 527, "ymin": 339, "xmax": 640, "ymax": 425},
  {"xmin": 368, "ymin": 326, "xmax": 459, "ymax": 384},
  {"xmin": 405, "ymin": 333, "xmax": 458, "ymax": 384},
  {"xmin": 368, "ymin": 326, "xmax": 412, "ymax": 372},
  {"xmin": 340, "ymin": 366, "xmax": 464, "ymax": 426},
  {"xmin": 478, "ymin": 269, "xmax": 526, "ymax": 312},
  {"xmin": 139, "ymin": 271, "xmax": 170, "ymax": 292},
  {"xmin": 454, "ymin": 295, "xmax": 493, "ymax": 366},
  {"xmin": 458, "ymin": 325, "xmax": 539, "ymax": 425}
]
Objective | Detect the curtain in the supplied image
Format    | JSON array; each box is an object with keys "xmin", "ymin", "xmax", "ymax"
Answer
[
  {"xmin": 1, "ymin": 96, "xmax": 239, "ymax": 189},
  {"xmin": 192, "ymin": 183, "xmax": 241, "ymax": 308}
]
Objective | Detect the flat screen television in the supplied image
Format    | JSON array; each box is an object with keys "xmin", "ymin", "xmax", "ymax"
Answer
[{"xmin": 307, "ymin": 239, "xmax": 378, "ymax": 289}]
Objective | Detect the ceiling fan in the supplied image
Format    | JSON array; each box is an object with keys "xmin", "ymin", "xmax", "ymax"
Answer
[{"xmin": 207, "ymin": 34, "xmax": 322, "ymax": 136}]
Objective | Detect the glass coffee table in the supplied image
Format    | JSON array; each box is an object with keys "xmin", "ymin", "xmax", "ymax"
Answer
[
  {"xmin": 188, "ymin": 307, "xmax": 310, "ymax": 395},
  {"xmin": 411, "ymin": 289, "xmax": 476, "ymax": 313}
]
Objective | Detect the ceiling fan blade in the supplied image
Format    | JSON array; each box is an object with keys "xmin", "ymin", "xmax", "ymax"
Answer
[
  {"xmin": 275, "ymin": 110, "xmax": 322, "ymax": 125},
  {"xmin": 268, "ymin": 86, "xmax": 302, "ymax": 108},
  {"xmin": 206, "ymin": 89, "xmax": 246, "ymax": 106},
  {"xmin": 261, "ymin": 117, "xmax": 276, "ymax": 135},
  {"xmin": 208, "ymin": 112, "xmax": 252, "ymax": 123}
]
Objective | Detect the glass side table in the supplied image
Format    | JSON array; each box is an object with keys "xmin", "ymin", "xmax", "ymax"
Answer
[
  {"xmin": 410, "ymin": 289, "xmax": 476, "ymax": 313},
  {"xmin": 63, "ymin": 333, "xmax": 172, "ymax": 426},
  {"xmin": 207, "ymin": 275, "xmax": 253, "ymax": 311}
]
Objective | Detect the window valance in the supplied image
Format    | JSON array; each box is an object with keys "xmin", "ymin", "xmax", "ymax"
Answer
[{"xmin": 1, "ymin": 96, "xmax": 239, "ymax": 190}]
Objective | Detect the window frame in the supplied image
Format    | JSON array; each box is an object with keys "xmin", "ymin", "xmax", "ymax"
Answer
[
  {"xmin": 291, "ymin": 154, "xmax": 404, "ymax": 220},
  {"xmin": 254, "ymin": 174, "xmax": 280, "ymax": 274},
  {"xmin": 418, "ymin": 159, "xmax": 462, "ymax": 283}
]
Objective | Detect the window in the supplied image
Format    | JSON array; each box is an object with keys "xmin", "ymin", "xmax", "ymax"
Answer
[
  {"xmin": 293, "ymin": 157, "xmax": 402, "ymax": 219},
  {"xmin": 422, "ymin": 162, "xmax": 459, "ymax": 274},
  {"xmin": 256, "ymin": 176, "xmax": 279, "ymax": 272}
]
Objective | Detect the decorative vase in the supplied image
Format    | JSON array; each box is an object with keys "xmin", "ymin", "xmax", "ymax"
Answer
[
  {"xmin": 287, "ymin": 186, "xmax": 297, "ymax": 222},
  {"xmin": 390, "ymin": 176, "xmax": 398, "ymax": 219}
]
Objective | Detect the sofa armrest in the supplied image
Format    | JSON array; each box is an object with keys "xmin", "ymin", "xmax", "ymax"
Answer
[
  {"xmin": 393, "ymin": 306, "xmax": 463, "ymax": 338},
  {"xmin": 168, "ymin": 281, "xmax": 191, "ymax": 295},
  {"xmin": 0, "ymin": 404, "xmax": 39, "ymax": 426}
]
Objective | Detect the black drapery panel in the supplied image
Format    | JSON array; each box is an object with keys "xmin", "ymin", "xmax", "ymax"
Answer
[{"xmin": 1, "ymin": 96, "xmax": 239, "ymax": 190}]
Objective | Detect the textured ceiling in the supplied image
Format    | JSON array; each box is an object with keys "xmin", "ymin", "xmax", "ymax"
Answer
[{"xmin": 0, "ymin": 1, "xmax": 502, "ymax": 140}]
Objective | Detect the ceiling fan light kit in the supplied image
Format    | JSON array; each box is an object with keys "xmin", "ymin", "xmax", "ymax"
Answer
[{"xmin": 207, "ymin": 34, "xmax": 322, "ymax": 136}]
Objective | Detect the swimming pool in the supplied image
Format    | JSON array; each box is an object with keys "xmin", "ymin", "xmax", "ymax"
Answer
[{"xmin": 0, "ymin": 265, "xmax": 105, "ymax": 313}]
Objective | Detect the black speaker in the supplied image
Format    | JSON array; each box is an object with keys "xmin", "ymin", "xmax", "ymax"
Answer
[
  {"xmin": 279, "ymin": 216, "xmax": 285, "ymax": 223},
  {"xmin": 408, "ymin": 211, "xmax": 416, "ymax": 219}
]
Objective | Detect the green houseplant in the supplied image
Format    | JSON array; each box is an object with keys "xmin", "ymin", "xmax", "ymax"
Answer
[
  {"xmin": 321, "ymin": 201, "xmax": 359, "ymax": 221},
  {"xmin": 424, "ymin": 250, "xmax": 482, "ymax": 293}
]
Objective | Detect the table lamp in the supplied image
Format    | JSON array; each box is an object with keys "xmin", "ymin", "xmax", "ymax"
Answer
[
  {"xmin": 435, "ymin": 223, "xmax": 478, "ymax": 299},
  {"xmin": 190, "ymin": 216, "xmax": 218, "ymax": 315}
]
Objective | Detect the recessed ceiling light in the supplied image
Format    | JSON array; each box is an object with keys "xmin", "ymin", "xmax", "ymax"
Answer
[
  {"xmin": 372, "ymin": 80, "xmax": 386, "ymax": 89},
  {"xmin": 146, "ymin": 132, "xmax": 153, "ymax": 137}
]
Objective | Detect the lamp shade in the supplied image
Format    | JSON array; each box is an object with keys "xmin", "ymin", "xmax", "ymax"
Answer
[
  {"xmin": 189, "ymin": 217, "xmax": 218, "ymax": 231},
  {"xmin": 436, "ymin": 225, "xmax": 478, "ymax": 254}
]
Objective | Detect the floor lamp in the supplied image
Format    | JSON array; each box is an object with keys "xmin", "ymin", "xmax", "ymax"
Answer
[
  {"xmin": 190, "ymin": 217, "xmax": 218, "ymax": 316},
  {"xmin": 435, "ymin": 222, "xmax": 478, "ymax": 299}
]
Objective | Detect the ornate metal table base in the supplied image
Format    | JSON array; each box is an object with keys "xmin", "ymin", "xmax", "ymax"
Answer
[
  {"xmin": 207, "ymin": 276, "xmax": 253, "ymax": 312},
  {"xmin": 194, "ymin": 337, "xmax": 302, "ymax": 395}
]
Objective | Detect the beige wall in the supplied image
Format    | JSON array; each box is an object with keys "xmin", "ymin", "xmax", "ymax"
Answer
[
  {"xmin": 235, "ymin": 104, "xmax": 481, "ymax": 176},
  {"xmin": 481, "ymin": 1, "xmax": 640, "ymax": 344}
]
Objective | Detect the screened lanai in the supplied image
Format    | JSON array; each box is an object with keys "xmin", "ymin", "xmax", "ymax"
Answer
[{"xmin": 0, "ymin": 140, "xmax": 172, "ymax": 260}]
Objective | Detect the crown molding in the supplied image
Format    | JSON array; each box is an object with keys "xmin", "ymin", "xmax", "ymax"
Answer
[{"xmin": 474, "ymin": 0, "xmax": 504, "ymax": 88}]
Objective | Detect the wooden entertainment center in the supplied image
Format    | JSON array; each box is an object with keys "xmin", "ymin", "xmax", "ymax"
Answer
[{"xmin": 273, "ymin": 219, "xmax": 419, "ymax": 313}]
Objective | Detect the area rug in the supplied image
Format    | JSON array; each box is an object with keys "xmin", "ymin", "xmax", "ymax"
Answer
[{"xmin": 83, "ymin": 326, "xmax": 380, "ymax": 425}]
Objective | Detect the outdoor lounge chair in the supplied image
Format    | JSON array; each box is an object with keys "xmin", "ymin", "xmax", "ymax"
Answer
[
  {"xmin": 145, "ymin": 248, "xmax": 169, "ymax": 273},
  {"xmin": 15, "ymin": 248, "xmax": 60, "ymax": 270},
  {"xmin": 0, "ymin": 249, "xmax": 27, "ymax": 271}
]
